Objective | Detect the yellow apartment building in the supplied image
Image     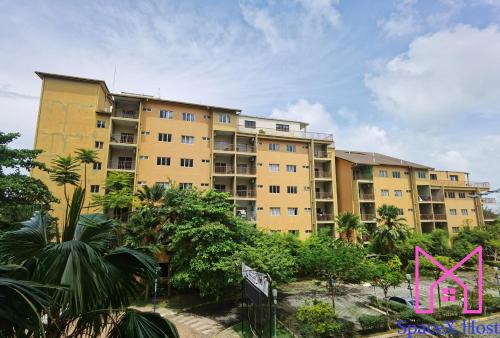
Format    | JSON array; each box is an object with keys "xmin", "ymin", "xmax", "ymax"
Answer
[
  {"xmin": 32, "ymin": 72, "xmax": 337, "ymax": 239},
  {"xmin": 335, "ymin": 150, "xmax": 490, "ymax": 235}
]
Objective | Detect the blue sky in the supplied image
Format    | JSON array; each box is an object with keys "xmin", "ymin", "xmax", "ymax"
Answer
[{"xmin": 1, "ymin": 0, "xmax": 499, "ymax": 209}]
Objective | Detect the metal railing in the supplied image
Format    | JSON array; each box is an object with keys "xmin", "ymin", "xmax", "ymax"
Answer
[
  {"xmin": 214, "ymin": 165, "xmax": 234, "ymax": 174},
  {"xmin": 431, "ymin": 195, "xmax": 445, "ymax": 202},
  {"xmin": 360, "ymin": 213, "xmax": 376, "ymax": 221},
  {"xmin": 214, "ymin": 189, "xmax": 233, "ymax": 196},
  {"xmin": 113, "ymin": 110, "xmax": 139, "ymax": 119},
  {"xmin": 236, "ymin": 143, "xmax": 256, "ymax": 153},
  {"xmin": 482, "ymin": 197, "xmax": 496, "ymax": 204},
  {"xmin": 434, "ymin": 214, "xmax": 447, "ymax": 220},
  {"xmin": 314, "ymin": 170, "xmax": 332, "ymax": 178},
  {"xmin": 238, "ymin": 211, "xmax": 257, "ymax": 221},
  {"xmin": 316, "ymin": 191, "xmax": 333, "ymax": 199},
  {"xmin": 236, "ymin": 166, "xmax": 256, "ymax": 175},
  {"xmin": 359, "ymin": 192, "xmax": 374, "ymax": 200},
  {"xmin": 236, "ymin": 190, "xmax": 256, "ymax": 198},
  {"xmin": 110, "ymin": 133, "xmax": 136, "ymax": 144},
  {"xmin": 314, "ymin": 150, "xmax": 329, "ymax": 158},
  {"xmin": 420, "ymin": 214, "xmax": 434, "ymax": 220},
  {"xmin": 354, "ymin": 173, "xmax": 373, "ymax": 180},
  {"xmin": 237, "ymin": 124, "xmax": 334, "ymax": 141},
  {"xmin": 316, "ymin": 213, "xmax": 334, "ymax": 221},
  {"xmin": 418, "ymin": 196, "xmax": 432, "ymax": 202},
  {"xmin": 214, "ymin": 142, "xmax": 234, "ymax": 151},
  {"xmin": 108, "ymin": 160, "xmax": 135, "ymax": 170},
  {"xmin": 430, "ymin": 180, "xmax": 490, "ymax": 189}
]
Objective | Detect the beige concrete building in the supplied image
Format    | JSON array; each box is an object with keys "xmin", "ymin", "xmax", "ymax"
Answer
[
  {"xmin": 32, "ymin": 72, "xmax": 336, "ymax": 239},
  {"xmin": 335, "ymin": 150, "xmax": 491, "ymax": 235}
]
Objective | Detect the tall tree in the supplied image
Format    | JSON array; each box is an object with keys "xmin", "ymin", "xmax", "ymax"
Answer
[
  {"xmin": 74, "ymin": 148, "xmax": 98, "ymax": 189},
  {"xmin": 92, "ymin": 172, "xmax": 134, "ymax": 221},
  {"xmin": 373, "ymin": 204, "xmax": 409, "ymax": 253},
  {"xmin": 336, "ymin": 212, "xmax": 365, "ymax": 245}
]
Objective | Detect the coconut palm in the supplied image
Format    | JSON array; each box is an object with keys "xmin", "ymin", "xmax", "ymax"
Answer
[
  {"xmin": 75, "ymin": 148, "xmax": 98, "ymax": 189},
  {"xmin": 373, "ymin": 204, "xmax": 409, "ymax": 253},
  {"xmin": 335, "ymin": 212, "xmax": 365, "ymax": 245},
  {"xmin": 0, "ymin": 196, "xmax": 179, "ymax": 337}
]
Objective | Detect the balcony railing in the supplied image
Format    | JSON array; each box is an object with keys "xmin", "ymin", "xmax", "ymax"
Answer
[
  {"xmin": 430, "ymin": 180, "xmax": 490, "ymax": 189},
  {"xmin": 420, "ymin": 214, "xmax": 434, "ymax": 220},
  {"xmin": 236, "ymin": 190, "xmax": 256, "ymax": 198},
  {"xmin": 108, "ymin": 160, "xmax": 135, "ymax": 170},
  {"xmin": 316, "ymin": 191, "xmax": 333, "ymax": 199},
  {"xmin": 316, "ymin": 213, "xmax": 334, "ymax": 221},
  {"xmin": 314, "ymin": 150, "xmax": 328, "ymax": 158},
  {"xmin": 418, "ymin": 196, "xmax": 432, "ymax": 202},
  {"xmin": 238, "ymin": 211, "xmax": 257, "ymax": 221},
  {"xmin": 354, "ymin": 173, "xmax": 373, "ymax": 180},
  {"xmin": 359, "ymin": 192, "xmax": 375, "ymax": 200},
  {"xmin": 113, "ymin": 110, "xmax": 139, "ymax": 119},
  {"xmin": 110, "ymin": 133, "xmax": 137, "ymax": 144},
  {"xmin": 431, "ymin": 195, "xmax": 445, "ymax": 202},
  {"xmin": 434, "ymin": 214, "xmax": 447, "ymax": 220},
  {"xmin": 236, "ymin": 143, "xmax": 256, "ymax": 153},
  {"xmin": 214, "ymin": 189, "xmax": 233, "ymax": 196},
  {"xmin": 214, "ymin": 165, "xmax": 234, "ymax": 174},
  {"xmin": 237, "ymin": 124, "xmax": 334, "ymax": 142},
  {"xmin": 236, "ymin": 166, "xmax": 256, "ymax": 175},
  {"xmin": 360, "ymin": 213, "xmax": 376, "ymax": 221},
  {"xmin": 214, "ymin": 142, "xmax": 234, "ymax": 151},
  {"xmin": 482, "ymin": 197, "xmax": 496, "ymax": 204},
  {"xmin": 315, "ymin": 170, "xmax": 332, "ymax": 179}
]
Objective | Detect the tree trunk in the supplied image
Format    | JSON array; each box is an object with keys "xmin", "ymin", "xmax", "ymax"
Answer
[
  {"xmin": 384, "ymin": 288, "xmax": 391, "ymax": 329},
  {"xmin": 437, "ymin": 282, "xmax": 442, "ymax": 318}
]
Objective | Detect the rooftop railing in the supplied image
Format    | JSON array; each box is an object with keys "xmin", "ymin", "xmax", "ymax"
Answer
[
  {"xmin": 237, "ymin": 124, "xmax": 334, "ymax": 142},
  {"xmin": 430, "ymin": 180, "xmax": 490, "ymax": 189}
]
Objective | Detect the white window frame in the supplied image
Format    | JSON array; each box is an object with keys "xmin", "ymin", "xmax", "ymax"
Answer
[
  {"xmin": 269, "ymin": 164, "xmax": 279, "ymax": 172},
  {"xmin": 182, "ymin": 112, "xmax": 195, "ymax": 121},
  {"xmin": 181, "ymin": 135, "xmax": 195, "ymax": 144},
  {"xmin": 160, "ymin": 110, "xmax": 173, "ymax": 119},
  {"xmin": 270, "ymin": 207, "xmax": 281, "ymax": 216},
  {"xmin": 286, "ymin": 165, "xmax": 297, "ymax": 172}
]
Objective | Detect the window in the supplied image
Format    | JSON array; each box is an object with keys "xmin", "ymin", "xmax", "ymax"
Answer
[
  {"xmin": 446, "ymin": 192, "xmax": 456, "ymax": 198},
  {"xmin": 288, "ymin": 230, "xmax": 299, "ymax": 236},
  {"xmin": 286, "ymin": 165, "xmax": 297, "ymax": 173},
  {"xmin": 305, "ymin": 229, "xmax": 312, "ymax": 234},
  {"xmin": 459, "ymin": 192, "xmax": 466, "ymax": 198},
  {"xmin": 288, "ymin": 208, "xmax": 298, "ymax": 216},
  {"xmin": 418, "ymin": 171, "xmax": 427, "ymax": 179},
  {"xmin": 430, "ymin": 173, "xmax": 437, "ymax": 180},
  {"xmin": 93, "ymin": 162, "xmax": 102, "ymax": 170},
  {"xmin": 395, "ymin": 190, "xmax": 403, "ymax": 197},
  {"xmin": 201, "ymin": 159, "xmax": 210, "ymax": 163},
  {"xmin": 286, "ymin": 144, "xmax": 296, "ymax": 152},
  {"xmin": 244, "ymin": 120, "xmax": 256, "ymax": 129},
  {"xmin": 160, "ymin": 110, "xmax": 173, "ymax": 119},
  {"xmin": 156, "ymin": 182, "xmax": 170, "ymax": 188},
  {"xmin": 156, "ymin": 157, "xmax": 170, "ymax": 166},
  {"xmin": 287, "ymin": 186, "xmax": 297, "ymax": 194},
  {"xmin": 182, "ymin": 112, "xmax": 195, "ymax": 121},
  {"xmin": 381, "ymin": 189, "xmax": 389, "ymax": 197},
  {"xmin": 158, "ymin": 133, "xmax": 172, "ymax": 142},
  {"xmin": 461, "ymin": 209, "xmax": 468, "ymax": 216},
  {"xmin": 270, "ymin": 207, "xmax": 281, "ymax": 216},
  {"xmin": 139, "ymin": 156, "xmax": 149, "ymax": 160},
  {"xmin": 180, "ymin": 158, "xmax": 194, "ymax": 167},
  {"xmin": 141, "ymin": 131, "xmax": 150, "ymax": 135},
  {"xmin": 218, "ymin": 114, "xmax": 231, "ymax": 123},
  {"xmin": 450, "ymin": 175, "xmax": 459, "ymax": 181},
  {"xmin": 201, "ymin": 183, "xmax": 209, "ymax": 187},
  {"xmin": 214, "ymin": 184, "xmax": 226, "ymax": 191},
  {"xmin": 90, "ymin": 185, "xmax": 100, "ymax": 193},
  {"xmin": 305, "ymin": 207, "xmax": 311, "ymax": 211},
  {"xmin": 452, "ymin": 227, "xmax": 460, "ymax": 233},
  {"xmin": 276, "ymin": 124, "xmax": 289, "ymax": 132},
  {"xmin": 179, "ymin": 183, "xmax": 192, "ymax": 190},
  {"xmin": 95, "ymin": 141, "xmax": 104, "ymax": 149},
  {"xmin": 269, "ymin": 185, "xmax": 280, "ymax": 194},
  {"xmin": 97, "ymin": 120, "xmax": 105, "ymax": 128},
  {"xmin": 269, "ymin": 164, "xmax": 279, "ymax": 172},
  {"xmin": 143, "ymin": 107, "xmax": 152, "ymax": 112},
  {"xmin": 392, "ymin": 171, "xmax": 401, "ymax": 178},
  {"xmin": 181, "ymin": 135, "xmax": 194, "ymax": 144},
  {"xmin": 269, "ymin": 143, "xmax": 279, "ymax": 151},
  {"xmin": 398, "ymin": 208, "xmax": 404, "ymax": 215},
  {"xmin": 450, "ymin": 209, "xmax": 457, "ymax": 215},
  {"xmin": 379, "ymin": 170, "xmax": 388, "ymax": 177}
]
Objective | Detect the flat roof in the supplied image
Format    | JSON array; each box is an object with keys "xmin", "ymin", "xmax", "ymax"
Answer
[
  {"xmin": 239, "ymin": 114, "xmax": 309, "ymax": 128},
  {"xmin": 35, "ymin": 71, "xmax": 110, "ymax": 95},
  {"xmin": 336, "ymin": 150, "xmax": 433, "ymax": 170}
]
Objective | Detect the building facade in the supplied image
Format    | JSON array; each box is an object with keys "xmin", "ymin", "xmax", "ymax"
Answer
[
  {"xmin": 335, "ymin": 150, "xmax": 490, "ymax": 235},
  {"xmin": 33, "ymin": 72, "xmax": 337, "ymax": 239}
]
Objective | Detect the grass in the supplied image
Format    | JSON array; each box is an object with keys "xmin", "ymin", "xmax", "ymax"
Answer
[{"xmin": 231, "ymin": 321, "xmax": 294, "ymax": 338}]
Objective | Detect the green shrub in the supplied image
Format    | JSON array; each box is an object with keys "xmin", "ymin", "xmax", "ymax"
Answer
[
  {"xmin": 384, "ymin": 300, "xmax": 408, "ymax": 313},
  {"xmin": 297, "ymin": 301, "xmax": 355, "ymax": 337},
  {"xmin": 367, "ymin": 295, "xmax": 378, "ymax": 306},
  {"xmin": 440, "ymin": 304, "xmax": 463, "ymax": 319},
  {"xmin": 484, "ymin": 295, "xmax": 500, "ymax": 312},
  {"xmin": 398, "ymin": 309, "xmax": 440, "ymax": 326},
  {"xmin": 358, "ymin": 315, "xmax": 387, "ymax": 332}
]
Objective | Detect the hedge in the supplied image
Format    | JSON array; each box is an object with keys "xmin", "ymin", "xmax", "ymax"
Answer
[{"xmin": 358, "ymin": 315, "xmax": 388, "ymax": 332}]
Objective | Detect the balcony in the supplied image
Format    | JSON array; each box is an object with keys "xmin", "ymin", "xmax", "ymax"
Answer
[
  {"xmin": 316, "ymin": 191, "xmax": 333, "ymax": 199},
  {"xmin": 359, "ymin": 192, "xmax": 374, "ymax": 201},
  {"xmin": 420, "ymin": 214, "xmax": 434, "ymax": 221},
  {"xmin": 236, "ymin": 124, "xmax": 334, "ymax": 142},
  {"xmin": 236, "ymin": 166, "xmax": 256, "ymax": 175},
  {"xmin": 108, "ymin": 159, "xmax": 135, "ymax": 171},
  {"xmin": 482, "ymin": 197, "xmax": 496, "ymax": 204},
  {"xmin": 418, "ymin": 196, "xmax": 432, "ymax": 202},
  {"xmin": 360, "ymin": 213, "xmax": 376, "ymax": 222},
  {"xmin": 214, "ymin": 188, "xmax": 234, "ymax": 196},
  {"xmin": 236, "ymin": 190, "xmax": 256, "ymax": 198},
  {"xmin": 314, "ymin": 150, "xmax": 329, "ymax": 158},
  {"xmin": 113, "ymin": 109, "xmax": 139, "ymax": 119},
  {"xmin": 434, "ymin": 214, "xmax": 447, "ymax": 220},
  {"xmin": 353, "ymin": 172, "xmax": 373, "ymax": 181},
  {"xmin": 214, "ymin": 142, "xmax": 234, "ymax": 152},
  {"xmin": 316, "ymin": 213, "xmax": 334, "ymax": 221},
  {"xmin": 236, "ymin": 143, "xmax": 255, "ymax": 153},
  {"xmin": 214, "ymin": 165, "xmax": 234, "ymax": 174},
  {"xmin": 314, "ymin": 170, "xmax": 332, "ymax": 179},
  {"xmin": 110, "ymin": 133, "xmax": 137, "ymax": 145},
  {"xmin": 237, "ymin": 211, "xmax": 257, "ymax": 222}
]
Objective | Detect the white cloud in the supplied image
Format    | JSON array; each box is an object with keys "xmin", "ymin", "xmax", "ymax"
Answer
[
  {"xmin": 296, "ymin": 0, "xmax": 341, "ymax": 28},
  {"xmin": 378, "ymin": 0, "xmax": 420, "ymax": 38},
  {"xmin": 365, "ymin": 25, "xmax": 500, "ymax": 122}
]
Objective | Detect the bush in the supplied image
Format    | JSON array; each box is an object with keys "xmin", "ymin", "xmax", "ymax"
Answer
[
  {"xmin": 440, "ymin": 304, "xmax": 463, "ymax": 319},
  {"xmin": 297, "ymin": 301, "xmax": 355, "ymax": 337},
  {"xmin": 358, "ymin": 315, "xmax": 387, "ymax": 332},
  {"xmin": 398, "ymin": 309, "xmax": 440, "ymax": 326},
  {"xmin": 484, "ymin": 295, "xmax": 500, "ymax": 313},
  {"xmin": 367, "ymin": 295, "xmax": 378, "ymax": 306},
  {"xmin": 385, "ymin": 300, "xmax": 408, "ymax": 313}
]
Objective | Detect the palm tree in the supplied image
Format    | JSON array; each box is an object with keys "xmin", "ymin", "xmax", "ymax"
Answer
[
  {"xmin": 335, "ymin": 212, "xmax": 365, "ymax": 245},
  {"xmin": 373, "ymin": 204, "xmax": 409, "ymax": 253},
  {"xmin": 0, "ymin": 197, "xmax": 179, "ymax": 337},
  {"xmin": 49, "ymin": 155, "xmax": 80, "ymax": 241},
  {"xmin": 136, "ymin": 184, "xmax": 167, "ymax": 207},
  {"xmin": 75, "ymin": 148, "xmax": 98, "ymax": 190}
]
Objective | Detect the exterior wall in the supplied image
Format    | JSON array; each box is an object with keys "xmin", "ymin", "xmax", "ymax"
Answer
[
  {"xmin": 256, "ymin": 138, "xmax": 313, "ymax": 239},
  {"xmin": 32, "ymin": 77, "xmax": 111, "ymax": 223},
  {"xmin": 335, "ymin": 158, "xmax": 354, "ymax": 213}
]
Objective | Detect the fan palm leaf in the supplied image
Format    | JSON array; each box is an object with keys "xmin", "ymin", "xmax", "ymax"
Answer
[{"xmin": 108, "ymin": 308, "xmax": 179, "ymax": 338}]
